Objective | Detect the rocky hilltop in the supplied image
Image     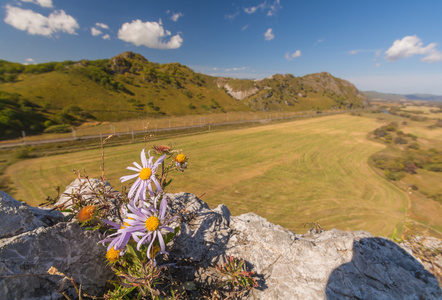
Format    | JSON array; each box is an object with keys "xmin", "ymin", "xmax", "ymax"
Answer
[
  {"xmin": 0, "ymin": 180, "xmax": 441, "ymax": 299},
  {"xmin": 0, "ymin": 52, "xmax": 368, "ymax": 139}
]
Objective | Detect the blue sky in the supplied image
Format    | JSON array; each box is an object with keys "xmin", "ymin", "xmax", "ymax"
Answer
[{"xmin": 2, "ymin": 0, "xmax": 442, "ymax": 94}]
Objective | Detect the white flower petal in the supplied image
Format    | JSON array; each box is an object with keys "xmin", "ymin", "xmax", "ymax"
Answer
[
  {"xmin": 120, "ymin": 173, "xmax": 139, "ymax": 182},
  {"xmin": 141, "ymin": 149, "xmax": 148, "ymax": 167},
  {"xmin": 133, "ymin": 161, "xmax": 142, "ymax": 169},
  {"xmin": 127, "ymin": 166, "xmax": 140, "ymax": 172}
]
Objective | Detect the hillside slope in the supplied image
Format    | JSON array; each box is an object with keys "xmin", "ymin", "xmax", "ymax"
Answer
[
  {"xmin": 364, "ymin": 90, "xmax": 442, "ymax": 101},
  {"xmin": 0, "ymin": 52, "xmax": 367, "ymax": 139}
]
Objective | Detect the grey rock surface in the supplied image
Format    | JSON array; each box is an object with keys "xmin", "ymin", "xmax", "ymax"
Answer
[
  {"xmin": 0, "ymin": 191, "xmax": 113, "ymax": 300},
  {"xmin": 168, "ymin": 192, "xmax": 442, "ymax": 300},
  {"xmin": 0, "ymin": 191, "xmax": 64, "ymax": 239},
  {"xmin": 55, "ymin": 178, "xmax": 113, "ymax": 209},
  {"xmin": 55, "ymin": 178, "xmax": 122, "ymax": 221},
  {"xmin": 1, "ymin": 185, "xmax": 441, "ymax": 300}
]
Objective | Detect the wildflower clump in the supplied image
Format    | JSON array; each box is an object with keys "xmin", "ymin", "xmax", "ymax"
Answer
[
  {"xmin": 98, "ymin": 145, "xmax": 185, "ymax": 298},
  {"xmin": 216, "ymin": 255, "xmax": 258, "ymax": 298}
]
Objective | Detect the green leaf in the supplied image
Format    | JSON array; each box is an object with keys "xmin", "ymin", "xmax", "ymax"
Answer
[{"xmin": 163, "ymin": 226, "xmax": 180, "ymax": 244}]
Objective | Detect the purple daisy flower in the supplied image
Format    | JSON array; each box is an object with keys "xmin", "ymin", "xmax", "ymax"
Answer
[
  {"xmin": 98, "ymin": 218, "xmax": 133, "ymax": 262},
  {"xmin": 120, "ymin": 149, "xmax": 166, "ymax": 202},
  {"xmin": 124, "ymin": 194, "xmax": 175, "ymax": 259}
]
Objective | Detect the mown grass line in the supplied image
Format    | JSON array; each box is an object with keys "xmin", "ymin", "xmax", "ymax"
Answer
[{"xmin": 5, "ymin": 114, "xmax": 413, "ymax": 237}]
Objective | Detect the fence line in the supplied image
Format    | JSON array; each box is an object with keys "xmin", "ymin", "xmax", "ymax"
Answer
[{"xmin": 0, "ymin": 109, "xmax": 366, "ymax": 148}]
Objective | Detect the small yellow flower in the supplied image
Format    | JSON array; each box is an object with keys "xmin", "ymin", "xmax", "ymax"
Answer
[
  {"xmin": 106, "ymin": 247, "xmax": 121, "ymax": 262},
  {"xmin": 145, "ymin": 216, "xmax": 160, "ymax": 231},
  {"xmin": 175, "ymin": 154, "xmax": 187, "ymax": 164},
  {"xmin": 77, "ymin": 205, "xmax": 96, "ymax": 222}
]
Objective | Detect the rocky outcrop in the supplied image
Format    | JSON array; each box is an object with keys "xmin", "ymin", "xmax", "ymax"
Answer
[
  {"xmin": 1, "ymin": 184, "xmax": 441, "ymax": 299},
  {"xmin": 110, "ymin": 51, "xmax": 149, "ymax": 74},
  {"xmin": 0, "ymin": 191, "xmax": 113, "ymax": 300},
  {"xmin": 167, "ymin": 192, "xmax": 442, "ymax": 299},
  {"xmin": 0, "ymin": 191, "xmax": 64, "ymax": 239},
  {"xmin": 222, "ymin": 83, "xmax": 259, "ymax": 100}
]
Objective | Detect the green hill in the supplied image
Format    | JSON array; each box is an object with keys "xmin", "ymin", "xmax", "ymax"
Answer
[
  {"xmin": 0, "ymin": 52, "xmax": 367, "ymax": 140},
  {"xmin": 364, "ymin": 90, "xmax": 442, "ymax": 101}
]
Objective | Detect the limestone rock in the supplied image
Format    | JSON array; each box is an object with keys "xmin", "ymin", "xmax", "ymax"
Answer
[
  {"xmin": 55, "ymin": 178, "xmax": 111, "ymax": 209},
  {"xmin": 0, "ymin": 191, "xmax": 63, "ymax": 239},
  {"xmin": 0, "ymin": 191, "xmax": 113, "ymax": 300},
  {"xmin": 1, "ymin": 186, "xmax": 441, "ymax": 299},
  {"xmin": 55, "ymin": 178, "xmax": 122, "ymax": 221},
  {"xmin": 168, "ymin": 192, "xmax": 442, "ymax": 300}
]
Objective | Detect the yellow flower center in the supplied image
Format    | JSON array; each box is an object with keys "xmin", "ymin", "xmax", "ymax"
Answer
[
  {"xmin": 139, "ymin": 168, "xmax": 152, "ymax": 180},
  {"xmin": 145, "ymin": 216, "xmax": 160, "ymax": 231},
  {"xmin": 106, "ymin": 247, "xmax": 121, "ymax": 262},
  {"xmin": 175, "ymin": 154, "xmax": 187, "ymax": 164}
]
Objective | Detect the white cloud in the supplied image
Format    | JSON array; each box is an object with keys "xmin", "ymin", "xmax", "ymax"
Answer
[
  {"xmin": 264, "ymin": 28, "xmax": 274, "ymax": 41},
  {"xmin": 245, "ymin": 0, "xmax": 281, "ymax": 16},
  {"xmin": 225, "ymin": 66, "xmax": 247, "ymax": 72},
  {"xmin": 315, "ymin": 38, "xmax": 325, "ymax": 45},
  {"xmin": 91, "ymin": 27, "xmax": 102, "ymax": 36},
  {"xmin": 213, "ymin": 67, "xmax": 218, "ymax": 71},
  {"xmin": 95, "ymin": 22, "xmax": 109, "ymax": 29},
  {"xmin": 245, "ymin": 6, "xmax": 260, "ymax": 14},
  {"xmin": 421, "ymin": 49, "xmax": 442, "ymax": 63},
  {"xmin": 285, "ymin": 50, "xmax": 302, "ymax": 61},
  {"xmin": 170, "ymin": 12, "xmax": 183, "ymax": 22},
  {"xmin": 91, "ymin": 22, "xmax": 110, "ymax": 37},
  {"xmin": 374, "ymin": 63, "xmax": 381, "ymax": 68},
  {"xmin": 385, "ymin": 35, "xmax": 442, "ymax": 63},
  {"xmin": 349, "ymin": 49, "xmax": 360, "ymax": 55},
  {"xmin": 24, "ymin": 58, "xmax": 36, "ymax": 65},
  {"xmin": 267, "ymin": 0, "xmax": 282, "ymax": 16},
  {"xmin": 4, "ymin": 5, "xmax": 79, "ymax": 36},
  {"xmin": 225, "ymin": 11, "xmax": 239, "ymax": 20},
  {"xmin": 21, "ymin": 0, "xmax": 53, "ymax": 8},
  {"xmin": 118, "ymin": 19, "xmax": 183, "ymax": 49},
  {"xmin": 241, "ymin": 24, "xmax": 249, "ymax": 31}
]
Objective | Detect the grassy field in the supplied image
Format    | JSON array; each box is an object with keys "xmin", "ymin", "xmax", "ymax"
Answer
[
  {"xmin": 4, "ymin": 114, "xmax": 419, "ymax": 238},
  {"xmin": 401, "ymin": 105, "xmax": 442, "ymax": 119}
]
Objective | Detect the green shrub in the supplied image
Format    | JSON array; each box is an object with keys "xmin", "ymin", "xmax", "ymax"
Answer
[
  {"xmin": 428, "ymin": 193, "xmax": 442, "ymax": 204},
  {"xmin": 43, "ymin": 124, "xmax": 71, "ymax": 133},
  {"xmin": 385, "ymin": 170, "xmax": 404, "ymax": 181},
  {"xmin": 394, "ymin": 137, "xmax": 408, "ymax": 144},
  {"xmin": 425, "ymin": 164, "xmax": 442, "ymax": 172},
  {"xmin": 384, "ymin": 122, "xmax": 398, "ymax": 132},
  {"xmin": 408, "ymin": 142, "xmax": 420, "ymax": 150},
  {"xmin": 14, "ymin": 146, "xmax": 35, "ymax": 159}
]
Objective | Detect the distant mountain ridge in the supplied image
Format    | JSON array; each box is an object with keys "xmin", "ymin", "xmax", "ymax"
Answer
[
  {"xmin": 0, "ymin": 52, "xmax": 367, "ymax": 139},
  {"xmin": 364, "ymin": 91, "xmax": 442, "ymax": 101}
]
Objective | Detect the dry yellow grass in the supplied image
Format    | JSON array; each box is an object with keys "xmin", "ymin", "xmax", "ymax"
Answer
[
  {"xmin": 17, "ymin": 114, "xmax": 442, "ymax": 240},
  {"xmin": 5, "ymin": 114, "xmax": 420, "ymax": 237}
]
